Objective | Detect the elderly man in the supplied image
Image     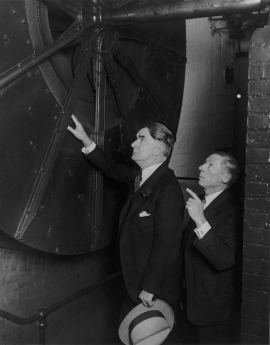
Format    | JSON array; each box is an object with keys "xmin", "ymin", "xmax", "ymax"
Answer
[
  {"xmin": 181, "ymin": 152, "xmax": 243, "ymax": 344},
  {"xmin": 68, "ymin": 115, "xmax": 184, "ymax": 325}
]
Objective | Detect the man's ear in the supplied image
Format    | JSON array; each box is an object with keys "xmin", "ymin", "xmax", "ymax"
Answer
[
  {"xmin": 222, "ymin": 173, "xmax": 231, "ymax": 184},
  {"xmin": 155, "ymin": 144, "xmax": 164, "ymax": 156}
]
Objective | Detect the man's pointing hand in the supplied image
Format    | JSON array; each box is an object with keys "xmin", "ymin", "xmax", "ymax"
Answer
[{"xmin": 185, "ymin": 188, "xmax": 206, "ymax": 228}]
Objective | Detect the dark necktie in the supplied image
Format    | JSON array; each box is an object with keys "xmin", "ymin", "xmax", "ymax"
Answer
[{"xmin": 134, "ymin": 171, "xmax": 142, "ymax": 193}]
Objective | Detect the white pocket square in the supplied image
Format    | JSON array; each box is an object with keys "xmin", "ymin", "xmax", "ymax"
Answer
[{"xmin": 139, "ymin": 211, "xmax": 151, "ymax": 217}]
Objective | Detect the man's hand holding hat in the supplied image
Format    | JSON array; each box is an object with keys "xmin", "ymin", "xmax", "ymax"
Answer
[{"xmin": 139, "ymin": 290, "xmax": 155, "ymax": 307}]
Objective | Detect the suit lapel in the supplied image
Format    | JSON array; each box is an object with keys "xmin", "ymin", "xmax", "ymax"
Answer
[
  {"xmin": 119, "ymin": 162, "xmax": 169, "ymax": 229},
  {"xmin": 203, "ymin": 188, "xmax": 232, "ymax": 221}
]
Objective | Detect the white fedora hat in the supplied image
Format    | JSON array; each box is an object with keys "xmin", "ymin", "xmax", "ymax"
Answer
[{"xmin": 119, "ymin": 300, "xmax": 174, "ymax": 345}]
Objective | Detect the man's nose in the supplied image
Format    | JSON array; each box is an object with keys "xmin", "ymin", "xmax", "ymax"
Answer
[
  {"xmin": 131, "ymin": 140, "xmax": 137, "ymax": 148},
  {"xmin": 199, "ymin": 164, "xmax": 204, "ymax": 171}
]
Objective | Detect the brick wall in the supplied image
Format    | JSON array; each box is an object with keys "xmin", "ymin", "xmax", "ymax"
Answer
[
  {"xmin": 0, "ymin": 231, "xmax": 124, "ymax": 345},
  {"xmin": 242, "ymin": 26, "xmax": 270, "ymax": 344}
]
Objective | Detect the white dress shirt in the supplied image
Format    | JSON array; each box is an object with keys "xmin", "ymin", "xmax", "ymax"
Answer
[
  {"xmin": 194, "ymin": 190, "xmax": 224, "ymax": 239},
  {"xmin": 140, "ymin": 163, "xmax": 163, "ymax": 186},
  {"xmin": 82, "ymin": 142, "xmax": 163, "ymax": 186}
]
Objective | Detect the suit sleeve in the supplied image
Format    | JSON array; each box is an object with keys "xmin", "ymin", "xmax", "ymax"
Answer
[
  {"xmin": 141, "ymin": 181, "xmax": 184, "ymax": 295},
  {"xmin": 193, "ymin": 205, "xmax": 243, "ymax": 270},
  {"xmin": 85, "ymin": 145, "xmax": 138, "ymax": 184}
]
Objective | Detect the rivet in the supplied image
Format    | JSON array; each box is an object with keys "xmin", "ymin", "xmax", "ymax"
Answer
[
  {"xmin": 46, "ymin": 89, "xmax": 50, "ymax": 93},
  {"xmin": 55, "ymin": 247, "xmax": 59, "ymax": 253},
  {"xmin": 36, "ymin": 70, "xmax": 40, "ymax": 76},
  {"xmin": 17, "ymin": 63, "xmax": 22, "ymax": 68},
  {"xmin": 4, "ymin": 35, "xmax": 8, "ymax": 41},
  {"xmin": 21, "ymin": 19, "xmax": 26, "ymax": 24},
  {"xmin": 26, "ymin": 39, "xmax": 31, "ymax": 45},
  {"xmin": 55, "ymin": 104, "xmax": 59, "ymax": 108},
  {"xmin": 27, "ymin": 72, "xmax": 32, "ymax": 77}
]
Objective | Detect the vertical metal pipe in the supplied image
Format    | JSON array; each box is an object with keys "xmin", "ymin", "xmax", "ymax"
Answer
[{"xmin": 91, "ymin": 32, "xmax": 107, "ymax": 250}]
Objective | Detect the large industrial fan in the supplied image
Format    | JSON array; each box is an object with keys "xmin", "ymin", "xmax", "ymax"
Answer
[{"xmin": 0, "ymin": 0, "xmax": 186, "ymax": 254}]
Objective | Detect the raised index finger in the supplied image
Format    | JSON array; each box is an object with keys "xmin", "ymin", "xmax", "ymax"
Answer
[{"xmin": 186, "ymin": 188, "xmax": 200, "ymax": 200}]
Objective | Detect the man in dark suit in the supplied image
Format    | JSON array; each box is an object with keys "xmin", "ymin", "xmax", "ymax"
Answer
[
  {"xmin": 68, "ymin": 115, "xmax": 184, "ymax": 326},
  {"xmin": 181, "ymin": 152, "xmax": 243, "ymax": 344}
]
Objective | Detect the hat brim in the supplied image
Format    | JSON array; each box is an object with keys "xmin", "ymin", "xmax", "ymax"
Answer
[{"xmin": 119, "ymin": 299, "xmax": 174, "ymax": 345}]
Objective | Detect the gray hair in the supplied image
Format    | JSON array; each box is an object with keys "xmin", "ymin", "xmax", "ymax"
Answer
[
  {"xmin": 143, "ymin": 122, "xmax": 175, "ymax": 157},
  {"xmin": 215, "ymin": 151, "xmax": 240, "ymax": 186}
]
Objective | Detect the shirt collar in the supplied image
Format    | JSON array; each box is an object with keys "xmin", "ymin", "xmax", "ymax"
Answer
[
  {"xmin": 141, "ymin": 162, "xmax": 164, "ymax": 186},
  {"xmin": 204, "ymin": 190, "xmax": 224, "ymax": 209}
]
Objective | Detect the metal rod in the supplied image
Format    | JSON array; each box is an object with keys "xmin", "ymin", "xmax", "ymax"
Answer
[
  {"xmin": 0, "ymin": 271, "xmax": 121, "ymax": 325},
  {"xmin": 0, "ymin": 21, "xmax": 83, "ymax": 90},
  {"xmin": 46, "ymin": 271, "xmax": 121, "ymax": 314},
  {"xmin": 103, "ymin": 0, "xmax": 270, "ymax": 24}
]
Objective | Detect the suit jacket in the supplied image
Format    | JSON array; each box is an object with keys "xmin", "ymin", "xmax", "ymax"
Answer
[
  {"xmin": 181, "ymin": 188, "xmax": 243, "ymax": 326},
  {"xmin": 86, "ymin": 146, "xmax": 185, "ymax": 304}
]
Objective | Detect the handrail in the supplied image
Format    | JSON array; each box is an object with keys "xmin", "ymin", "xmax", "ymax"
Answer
[{"xmin": 0, "ymin": 270, "xmax": 122, "ymax": 344}]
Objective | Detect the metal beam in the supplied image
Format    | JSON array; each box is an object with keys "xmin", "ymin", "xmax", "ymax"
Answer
[{"xmin": 104, "ymin": 0, "xmax": 270, "ymax": 24}]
